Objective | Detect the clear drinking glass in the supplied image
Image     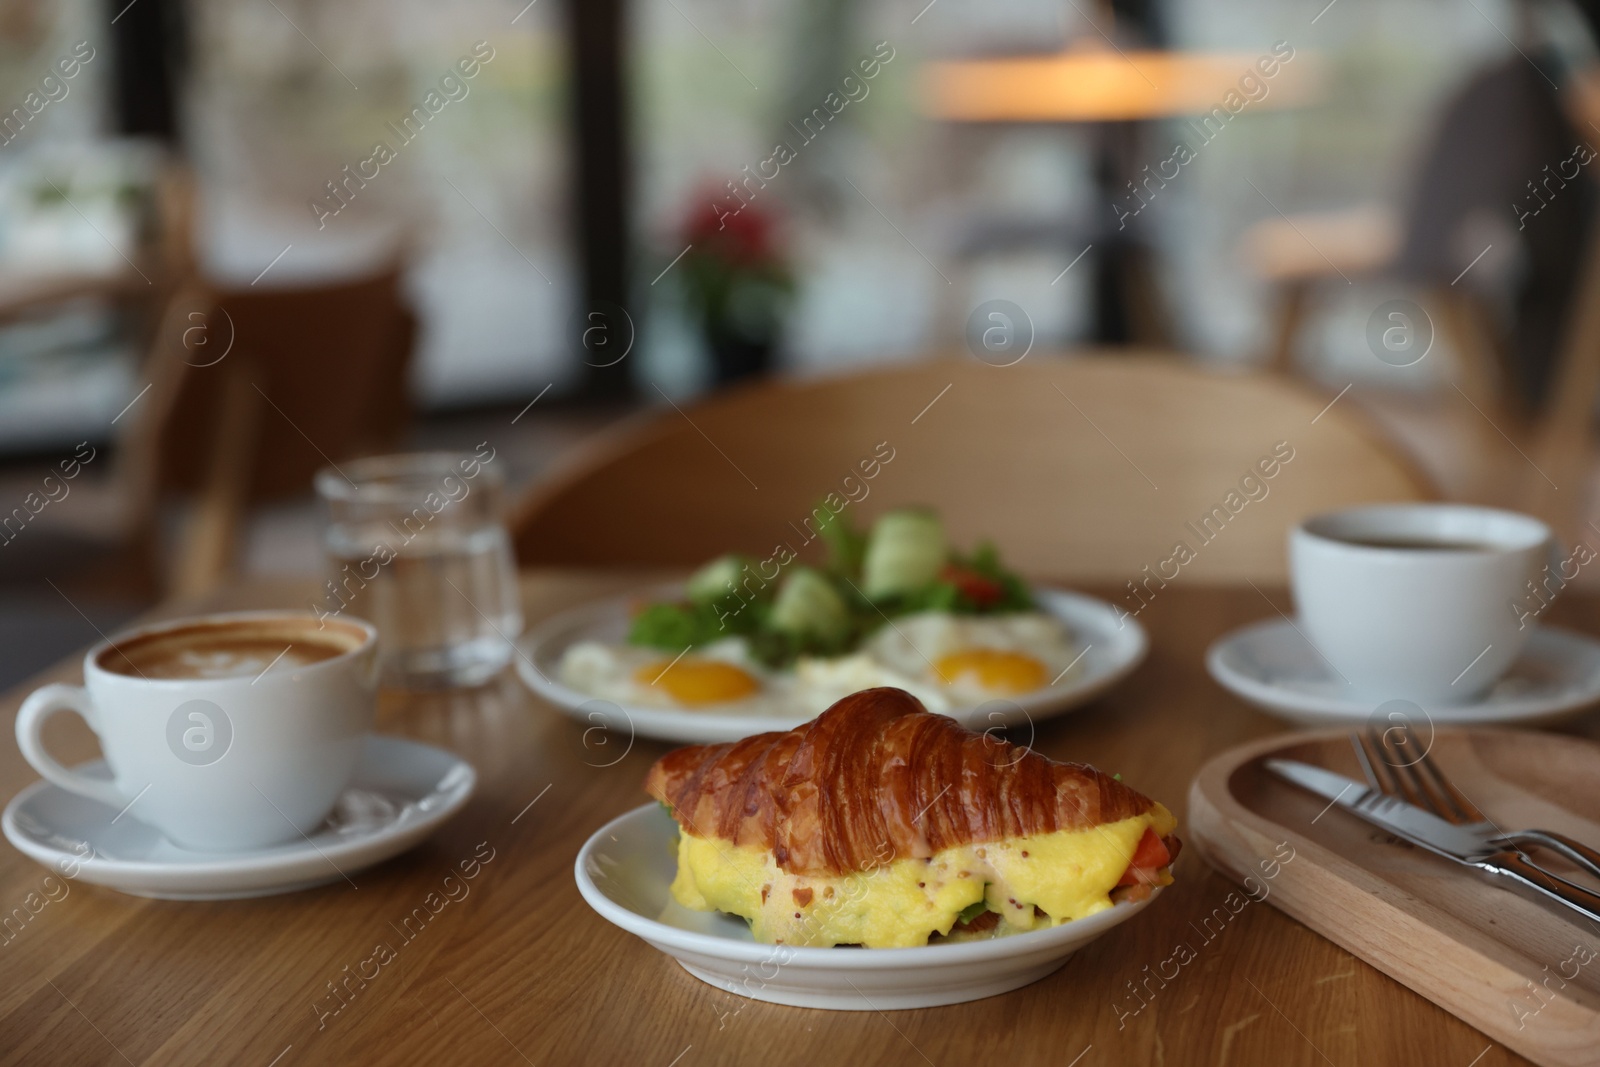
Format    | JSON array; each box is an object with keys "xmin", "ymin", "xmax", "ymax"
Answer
[{"xmin": 314, "ymin": 452, "xmax": 523, "ymax": 688}]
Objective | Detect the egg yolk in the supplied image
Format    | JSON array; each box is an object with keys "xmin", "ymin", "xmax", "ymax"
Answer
[
  {"xmin": 934, "ymin": 649, "xmax": 1047, "ymax": 694},
  {"xmin": 636, "ymin": 659, "xmax": 760, "ymax": 706}
]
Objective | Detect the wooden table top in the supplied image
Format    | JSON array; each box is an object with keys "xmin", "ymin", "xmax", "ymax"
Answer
[{"xmin": 3, "ymin": 571, "xmax": 1590, "ymax": 1066}]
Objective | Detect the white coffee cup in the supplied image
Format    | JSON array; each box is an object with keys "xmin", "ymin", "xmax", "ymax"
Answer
[
  {"xmin": 15, "ymin": 611, "xmax": 378, "ymax": 851},
  {"xmin": 1289, "ymin": 504, "xmax": 1557, "ymax": 705}
]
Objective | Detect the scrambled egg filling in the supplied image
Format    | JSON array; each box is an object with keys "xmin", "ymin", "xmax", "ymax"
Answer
[{"xmin": 669, "ymin": 803, "xmax": 1176, "ymax": 948}]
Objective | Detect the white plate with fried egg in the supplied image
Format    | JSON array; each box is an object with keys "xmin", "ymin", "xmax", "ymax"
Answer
[{"xmin": 515, "ymin": 584, "xmax": 1146, "ymax": 743}]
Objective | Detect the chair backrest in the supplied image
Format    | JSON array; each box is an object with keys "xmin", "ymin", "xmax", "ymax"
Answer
[
  {"xmin": 510, "ymin": 354, "xmax": 1434, "ymax": 581},
  {"xmin": 1396, "ymin": 56, "xmax": 1592, "ymax": 411},
  {"xmin": 152, "ymin": 261, "xmax": 416, "ymax": 501},
  {"xmin": 1397, "ymin": 56, "xmax": 1583, "ymax": 286}
]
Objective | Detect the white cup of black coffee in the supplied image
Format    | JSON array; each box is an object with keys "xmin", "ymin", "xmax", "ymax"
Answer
[{"xmin": 1290, "ymin": 504, "xmax": 1557, "ymax": 704}]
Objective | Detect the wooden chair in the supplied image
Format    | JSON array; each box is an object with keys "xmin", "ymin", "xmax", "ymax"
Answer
[
  {"xmin": 1517, "ymin": 68, "xmax": 1600, "ymax": 538},
  {"xmin": 1241, "ymin": 55, "xmax": 1597, "ymax": 518},
  {"xmin": 1244, "ymin": 54, "xmax": 1600, "ymax": 540},
  {"xmin": 1523, "ymin": 225, "xmax": 1600, "ymax": 535},
  {"xmin": 0, "ymin": 169, "xmax": 416, "ymax": 599},
  {"xmin": 42, "ymin": 259, "xmax": 415, "ymax": 596},
  {"xmin": 151, "ymin": 259, "xmax": 417, "ymax": 595},
  {"xmin": 0, "ymin": 160, "xmax": 200, "ymax": 602},
  {"xmin": 509, "ymin": 354, "xmax": 1433, "ymax": 582},
  {"xmin": 1240, "ymin": 203, "xmax": 1400, "ymax": 378},
  {"xmin": 1242, "ymin": 208, "xmax": 1510, "ymax": 489}
]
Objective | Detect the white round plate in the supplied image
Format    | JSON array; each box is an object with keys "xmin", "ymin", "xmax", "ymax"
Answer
[
  {"xmin": 517, "ymin": 584, "xmax": 1147, "ymax": 743},
  {"xmin": 3, "ymin": 736, "xmax": 476, "ymax": 900},
  {"xmin": 1207, "ymin": 618, "xmax": 1600, "ymax": 727},
  {"xmin": 574, "ymin": 803, "xmax": 1165, "ymax": 1010}
]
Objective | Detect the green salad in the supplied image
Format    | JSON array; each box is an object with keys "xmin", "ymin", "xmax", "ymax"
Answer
[{"xmin": 628, "ymin": 507, "xmax": 1032, "ymax": 668}]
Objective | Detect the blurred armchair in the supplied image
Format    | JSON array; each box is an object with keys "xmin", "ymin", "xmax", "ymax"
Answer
[
  {"xmin": 1244, "ymin": 55, "xmax": 1592, "ymax": 405},
  {"xmin": 510, "ymin": 354, "xmax": 1431, "ymax": 583},
  {"xmin": 1240, "ymin": 53, "xmax": 1599, "ymax": 522}
]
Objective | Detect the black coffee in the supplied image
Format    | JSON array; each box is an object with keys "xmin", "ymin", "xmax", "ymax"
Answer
[{"xmin": 1329, "ymin": 535, "xmax": 1497, "ymax": 552}]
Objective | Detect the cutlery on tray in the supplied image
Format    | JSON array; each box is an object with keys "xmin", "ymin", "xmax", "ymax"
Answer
[
  {"xmin": 1351, "ymin": 725, "xmax": 1600, "ymax": 883},
  {"xmin": 1265, "ymin": 729, "xmax": 1600, "ymax": 925}
]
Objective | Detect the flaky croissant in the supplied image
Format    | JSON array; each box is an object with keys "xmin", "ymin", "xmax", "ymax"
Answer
[
  {"xmin": 648, "ymin": 688, "xmax": 1178, "ymax": 946},
  {"xmin": 646, "ymin": 686, "xmax": 1163, "ymax": 877}
]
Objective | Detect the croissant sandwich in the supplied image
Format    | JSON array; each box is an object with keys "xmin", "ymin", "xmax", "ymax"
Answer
[{"xmin": 645, "ymin": 687, "xmax": 1178, "ymax": 948}]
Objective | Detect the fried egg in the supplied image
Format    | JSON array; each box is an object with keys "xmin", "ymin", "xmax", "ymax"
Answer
[
  {"xmin": 559, "ymin": 611, "xmax": 1076, "ymax": 715},
  {"xmin": 791, "ymin": 654, "xmax": 952, "ymax": 714},
  {"xmin": 861, "ymin": 612, "xmax": 1078, "ymax": 703},
  {"xmin": 639, "ymin": 657, "xmax": 761, "ymax": 706},
  {"xmin": 560, "ymin": 639, "xmax": 778, "ymax": 710}
]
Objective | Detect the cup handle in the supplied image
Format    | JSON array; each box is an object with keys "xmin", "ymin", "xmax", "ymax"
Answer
[{"xmin": 15, "ymin": 684, "xmax": 126, "ymax": 808}]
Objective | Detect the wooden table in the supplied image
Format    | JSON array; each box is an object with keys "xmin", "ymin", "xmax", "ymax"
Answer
[{"xmin": 3, "ymin": 572, "xmax": 1590, "ymax": 1065}]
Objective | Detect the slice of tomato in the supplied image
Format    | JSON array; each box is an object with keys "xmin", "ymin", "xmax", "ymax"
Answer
[
  {"xmin": 941, "ymin": 564, "xmax": 1004, "ymax": 608},
  {"xmin": 1117, "ymin": 828, "xmax": 1172, "ymax": 886}
]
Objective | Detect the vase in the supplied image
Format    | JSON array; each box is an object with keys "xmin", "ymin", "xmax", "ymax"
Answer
[{"xmin": 707, "ymin": 333, "xmax": 775, "ymax": 386}]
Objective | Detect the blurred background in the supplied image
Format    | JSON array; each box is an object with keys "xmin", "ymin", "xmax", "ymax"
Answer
[{"xmin": 2, "ymin": 0, "xmax": 1598, "ymax": 685}]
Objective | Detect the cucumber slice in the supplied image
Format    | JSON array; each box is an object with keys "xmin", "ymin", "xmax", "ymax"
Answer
[
  {"xmin": 769, "ymin": 567, "xmax": 851, "ymax": 643},
  {"xmin": 686, "ymin": 554, "xmax": 750, "ymax": 604},
  {"xmin": 815, "ymin": 505, "xmax": 866, "ymax": 578},
  {"xmin": 862, "ymin": 509, "xmax": 947, "ymax": 600}
]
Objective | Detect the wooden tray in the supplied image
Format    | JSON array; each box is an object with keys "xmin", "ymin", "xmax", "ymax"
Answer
[{"xmin": 1189, "ymin": 727, "xmax": 1600, "ymax": 1067}]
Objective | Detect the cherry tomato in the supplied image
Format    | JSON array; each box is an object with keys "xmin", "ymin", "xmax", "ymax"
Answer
[
  {"xmin": 1117, "ymin": 828, "xmax": 1172, "ymax": 886},
  {"xmin": 941, "ymin": 564, "xmax": 1004, "ymax": 608}
]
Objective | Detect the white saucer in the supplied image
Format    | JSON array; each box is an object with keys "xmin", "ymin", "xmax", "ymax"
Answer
[
  {"xmin": 574, "ymin": 803, "xmax": 1165, "ymax": 1010},
  {"xmin": 518, "ymin": 584, "xmax": 1147, "ymax": 744},
  {"xmin": 1207, "ymin": 618, "xmax": 1600, "ymax": 727},
  {"xmin": 3, "ymin": 736, "xmax": 476, "ymax": 900}
]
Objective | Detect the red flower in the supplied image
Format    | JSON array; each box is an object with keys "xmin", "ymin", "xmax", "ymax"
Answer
[{"xmin": 682, "ymin": 182, "xmax": 781, "ymax": 267}]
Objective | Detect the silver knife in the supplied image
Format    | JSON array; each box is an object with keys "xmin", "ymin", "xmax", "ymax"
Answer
[{"xmin": 1265, "ymin": 759, "xmax": 1600, "ymax": 925}]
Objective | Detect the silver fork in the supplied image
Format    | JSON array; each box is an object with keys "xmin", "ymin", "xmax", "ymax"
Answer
[{"xmin": 1352, "ymin": 725, "xmax": 1600, "ymax": 885}]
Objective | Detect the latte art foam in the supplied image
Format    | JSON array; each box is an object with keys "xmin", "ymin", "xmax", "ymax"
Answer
[
  {"xmin": 97, "ymin": 617, "xmax": 366, "ymax": 680},
  {"xmin": 143, "ymin": 641, "xmax": 344, "ymax": 680}
]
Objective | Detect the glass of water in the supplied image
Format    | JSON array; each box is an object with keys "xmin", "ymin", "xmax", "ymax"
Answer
[{"xmin": 314, "ymin": 451, "xmax": 523, "ymax": 688}]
